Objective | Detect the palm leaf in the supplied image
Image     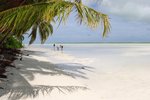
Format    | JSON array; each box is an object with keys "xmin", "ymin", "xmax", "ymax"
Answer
[
  {"xmin": 0, "ymin": 0, "xmax": 110, "ymax": 44},
  {"xmin": 29, "ymin": 24, "xmax": 38, "ymax": 44}
]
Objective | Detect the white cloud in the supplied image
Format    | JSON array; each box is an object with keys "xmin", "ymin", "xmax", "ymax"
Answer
[
  {"xmin": 101, "ymin": 0, "xmax": 150, "ymax": 22},
  {"xmin": 82, "ymin": 0, "xmax": 101, "ymax": 6}
]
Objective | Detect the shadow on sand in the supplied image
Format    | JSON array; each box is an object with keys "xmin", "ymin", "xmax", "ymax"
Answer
[{"xmin": 0, "ymin": 52, "xmax": 94, "ymax": 100}]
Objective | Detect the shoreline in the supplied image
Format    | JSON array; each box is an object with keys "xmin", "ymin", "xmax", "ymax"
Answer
[
  {"xmin": 25, "ymin": 42, "xmax": 150, "ymax": 45},
  {"xmin": 23, "ymin": 43, "xmax": 150, "ymax": 46}
]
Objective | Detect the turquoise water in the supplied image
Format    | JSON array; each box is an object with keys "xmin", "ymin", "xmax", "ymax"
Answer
[
  {"xmin": 26, "ymin": 43, "xmax": 150, "ymax": 80},
  {"xmin": 28, "ymin": 43, "xmax": 150, "ymax": 58}
]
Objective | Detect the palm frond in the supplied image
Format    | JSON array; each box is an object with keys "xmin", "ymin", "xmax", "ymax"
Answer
[
  {"xmin": 0, "ymin": 0, "xmax": 110, "ymax": 44},
  {"xmin": 29, "ymin": 24, "xmax": 38, "ymax": 44}
]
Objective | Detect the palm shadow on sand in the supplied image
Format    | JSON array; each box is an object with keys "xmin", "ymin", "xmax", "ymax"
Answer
[{"xmin": 0, "ymin": 53, "xmax": 94, "ymax": 100}]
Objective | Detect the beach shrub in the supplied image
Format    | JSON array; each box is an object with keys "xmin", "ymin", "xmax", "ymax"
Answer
[{"xmin": 3, "ymin": 36, "xmax": 23, "ymax": 49}]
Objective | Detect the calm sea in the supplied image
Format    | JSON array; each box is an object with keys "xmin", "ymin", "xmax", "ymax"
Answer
[{"xmin": 27, "ymin": 43, "xmax": 150, "ymax": 58}]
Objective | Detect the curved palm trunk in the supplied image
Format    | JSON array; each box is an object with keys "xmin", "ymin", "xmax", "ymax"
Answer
[{"xmin": 0, "ymin": 0, "xmax": 26, "ymax": 12}]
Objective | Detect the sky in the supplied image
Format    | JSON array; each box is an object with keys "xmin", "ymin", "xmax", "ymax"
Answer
[{"xmin": 24, "ymin": 0, "xmax": 150, "ymax": 43}]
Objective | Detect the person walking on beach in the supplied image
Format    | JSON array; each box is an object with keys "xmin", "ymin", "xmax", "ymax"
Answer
[
  {"xmin": 60, "ymin": 45, "xmax": 64, "ymax": 52},
  {"xmin": 53, "ymin": 44, "xmax": 56, "ymax": 51},
  {"xmin": 56, "ymin": 46, "xmax": 59, "ymax": 51}
]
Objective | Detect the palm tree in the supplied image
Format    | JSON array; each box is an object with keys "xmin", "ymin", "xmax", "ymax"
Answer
[{"xmin": 0, "ymin": 0, "xmax": 110, "ymax": 45}]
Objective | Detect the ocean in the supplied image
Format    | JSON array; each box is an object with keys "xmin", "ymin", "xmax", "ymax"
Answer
[{"xmin": 27, "ymin": 43, "xmax": 150, "ymax": 70}]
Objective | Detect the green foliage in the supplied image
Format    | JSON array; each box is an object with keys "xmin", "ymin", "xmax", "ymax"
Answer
[
  {"xmin": 3, "ymin": 36, "xmax": 23, "ymax": 49},
  {"xmin": 0, "ymin": 0, "xmax": 110, "ymax": 44}
]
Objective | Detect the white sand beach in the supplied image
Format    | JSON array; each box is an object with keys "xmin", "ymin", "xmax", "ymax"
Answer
[{"xmin": 1, "ymin": 44, "xmax": 150, "ymax": 100}]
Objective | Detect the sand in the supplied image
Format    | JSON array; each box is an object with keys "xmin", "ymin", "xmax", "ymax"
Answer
[{"xmin": 0, "ymin": 44, "xmax": 150, "ymax": 100}]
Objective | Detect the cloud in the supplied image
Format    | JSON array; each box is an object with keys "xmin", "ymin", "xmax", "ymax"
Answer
[
  {"xmin": 82, "ymin": 0, "xmax": 100, "ymax": 6},
  {"xmin": 101, "ymin": 0, "xmax": 150, "ymax": 22},
  {"xmin": 82, "ymin": 0, "xmax": 92, "ymax": 5}
]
